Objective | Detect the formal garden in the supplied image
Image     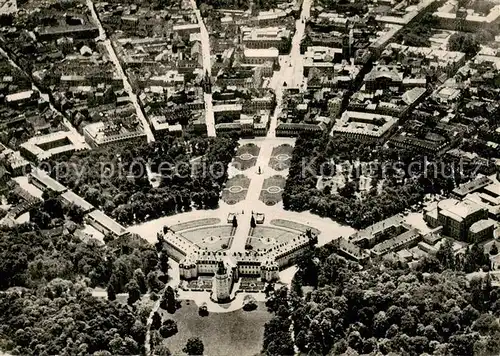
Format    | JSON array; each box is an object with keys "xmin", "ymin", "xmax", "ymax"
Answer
[
  {"xmin": 239, "ymin": 278, "xmax": 266, "ymax": 292},
  {"xmin": 259, "ymin": 175, "xmax": 286, "ymax": 205},
  {"xmin": 232, "ymin": 143, "xmax": 260, "ymax": 171},
  {"xmin": 222, "ymin": 174, "xmax": 251, "ymax": 204},
  {"xmin": 186, "ymin": 278, "xmax": 213, "ymax": 291},
  {"xmin": 181, "ymin": 226, "xmax": 234, "ymax": 250},
  {"xmin": 245, "ymin": 226, "xmax": 299, "ymax": 250},
  {"xmin": 268, "ymin": 144, "xmax": 293, "ymax": 171}
]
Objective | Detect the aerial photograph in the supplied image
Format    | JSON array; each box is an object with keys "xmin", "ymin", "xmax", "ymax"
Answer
[{"xmin": 0, "ymin": 0, "xmax": 499, "ymax": 354}]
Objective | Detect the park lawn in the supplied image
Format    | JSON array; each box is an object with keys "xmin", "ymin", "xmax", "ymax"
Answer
[
  {"xmin": 222, "ymin": 175, "xmax": 251, "ymax": 204},
  {"xmin": 222, "ymin": 189, "xmax": 248, "ymax": 205},
  {"xmin": 181, "ymin": 226, "xmax": 234, "ymax": 246},
  {"xmin": 233, "ymin": 156, "xmax": 258, "ymax": 170},
  {"xmin": 252, "ymin": 226, "xmax": 298, "ymax": 243},
  {"xmin": 245, "ymin": 237, "xmax": 270, "ymax": 251},
  {"xmin": 197, "ymin": 236, "xmax": 232, "ymax": 251},
  {"xmin": 162, "ymin": 300, "xmax": 272, "ymax": 356},
  {"xmin": 170, "ymin": 218, "xmax": 221, "ymax": 232},
  {"xmin": 270, "ymin": 219, "xmax": 321, "ymax": 235},
  {"xmin": 259, "ymin": 175, "xmax": 286, "ymax": 205},
  {"xmin": 236, "ymin": 143, "xmax": 260, "ymax": 156},
  {"xmin": 222, "ymin": 188, "xmax": 248, "ymax": 204}
]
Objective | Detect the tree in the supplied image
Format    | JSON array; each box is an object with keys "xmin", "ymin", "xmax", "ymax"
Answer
[
  {"xmin": 134, "ymin": 268, "xmax": 147, "ymax": 294},
  {"xmin": 147, "ymin": 271, "xmax": 165, "ymax": 292},
  {"xmin": 162, "ymin": 286, "xmax": 177, "ymax": 314},
  {"xmin": 103, "ymin": 233, "xmax": 114, "ymax": 244},
  {"xmin": 250, "ymin": 215, "xmax": 256, "ymax": 229},
  {"xmin": 155, "ymin": 343, "xmax": 172, "ymax": 356},
  {"xmin": 126, "ymin": 280, "xmax": 141, "ymax": 305},
  {"xmin": 159, "ymin": 319, "xmax": 178, "ymax": 338},
  {"xmin": 183, "ymin": 337, "xmax": 204, "ymax": 355},
  {"xmin": 156, "ymin": 233, "xmax": 165, "ymax": 252},
  {"xmin": 490, "ymin": 243, "xmax": 498, "ymax": 255},
  {"xmin": 448, "ymin": 33, "xmax": 480, "ymax": 57},
  {"xmin": 338, "ymin": 181, "xmax": 356, "ymax": 198},
  {"xmin": 0, "ymin": 279, "xmax": 144, "ymax": 355},
  {"xmin": 30, "ymin": 209, "xmax": 51, "ymax": 229},
  {"xmin": 151, "ymin": 311, "xmax": 162, "ymax": 330},
  {"xmin": 436, "ymin": 238, "xmax": 455, "ymax": 270},
  {"xmin": 67, "ymin": 204, "xmax": 85, "ymax": 224},
  {"xmin": 143, "ymin": 250, "xmax": 159, "ymax": 275},
  {"xmin": 232, "ymin": 215, "xmax": 238, "ymax": 228},
  {"xmin": 107, "ymin": 283, "xmax": 116, "ymax": 301},
  {"xmin": 159, "ymin": 252, "xmax": 169, "ymax": 274}
]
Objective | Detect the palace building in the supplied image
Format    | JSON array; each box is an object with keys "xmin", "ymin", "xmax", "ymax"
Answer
[{"xmin": 160, "ymin": 227, "xmax": 317, "ymax": 302}]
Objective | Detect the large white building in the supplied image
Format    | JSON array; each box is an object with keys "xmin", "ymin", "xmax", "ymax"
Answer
[
  {"xmin": 160, "ymin": 227, "xmax": 318, "ymax": 299},
  {"xmin": 241, "ymin": 26, "xmax": 291, "ymax": 52},
  {"xmin": 330, "ymin": 111, "xmax": 399, "ymax": 139},
  {"xmin": 243, "ymin": 48, "xmax": 279, "ymax": 67},
  {"xmin": 20, "ymin": 131, "xmax": 87, "ymax": 163},
  {"xmin": 83, "ymin": 121, "xmax": 147, "ymax": 148}
]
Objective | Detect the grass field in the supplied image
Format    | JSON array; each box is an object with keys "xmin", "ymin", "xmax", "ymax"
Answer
[
  {"xmin": 170, "ymin": 218, "xmax": 221, "ymax": 232},
  {"xmin": 268, "ymin": 144, "xmax": 293, "ymax": 171},
  {"xmin": 270, "ymin": 219, "xmax": 321, "ymax": 235},
  {"xmin": 197, "ymin": 236, "xmax": 232, "ymax": 251},
  {"xmin": 161, "ymin": 300, "xmax": 271, "ymax": 356},
  {"xmin": 233, "ymin": 143, "xmax": 260, "ymax": 171},
  {"xmin": 181, "ymin": 226, "xmax": 234, "ymax": 248},
  {"xmin": 252, "ymin": 226, "xmax": 298, "ymax": 244},
  {"xmin": 246, "ymin": 237, "xmax": 273, "ymax": 251}
]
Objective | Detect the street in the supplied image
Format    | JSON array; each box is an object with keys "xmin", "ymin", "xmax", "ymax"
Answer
[
  {"xmin": 86, "ymin": 0, "xmax": 156, "ymax": 143},
  {"xmin": 190, "ymin": 0, "xmax": 216, "ymax": 137},
  {"xmin": 267, "ymin": 0, "xmax": 313, "ymax": 137}
]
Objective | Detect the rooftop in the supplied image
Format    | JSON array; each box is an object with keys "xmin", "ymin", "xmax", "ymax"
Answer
[
  {"xmin": 331, "ymin": 111, "xmax": 399, "ymax": 138},
  {"xmin": 469, "ymin": 219, "xmax": 496, "ymax": 234},
  {"xmin": 30, "ymin": 169, "xmax": 67, "ymax": 193},
  {"xmin": 244, "ymin": 48, "xmax": 279, "ymax": 58},
  {"xmin": 371, "ymin": 228, "xmax": 421, "ymax": 255},
  {"xmin": 20, "ymin": 131, "xmax": 87, "ymax": 162},
  {"xmin": 61, "ymin": 190, "xmax": 94, "ymax": 213},
  {"xmin": 452, "ymin": 176, "xmax": 492, "ymax": 197},
  {"xmin": 438, "ymin": 198, "xmax": 484, "ymax": 221},
  {"xmin": 83, "ymin": 121, "xmax": 146, "ymax": 146},
  {"xmin": 88, "ymin": 210, "xmax": 128, "ymax": 237}
]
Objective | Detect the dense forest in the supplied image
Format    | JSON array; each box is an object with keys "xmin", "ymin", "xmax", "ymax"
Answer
[
  {"xmin": 263, "ymin": 243, "xmax": 500, "ymax": 356},
  {"xmin": 0, "ymin": 280, "xmax": 146, "ymax": 356},
  {"xmin": 0, "ymin": 223, "xmax": 166, "ymax": 294},
  {"xmin": 283, "ymin": 133, "xmax": 483, "ymax": 229},
  {"xmin": 0, "ymin": 222, "xmax": 169, "ymax": 355},
  {"xmin": 47, "ymin": 135, "xmax": 237, "ymax": 225}
]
